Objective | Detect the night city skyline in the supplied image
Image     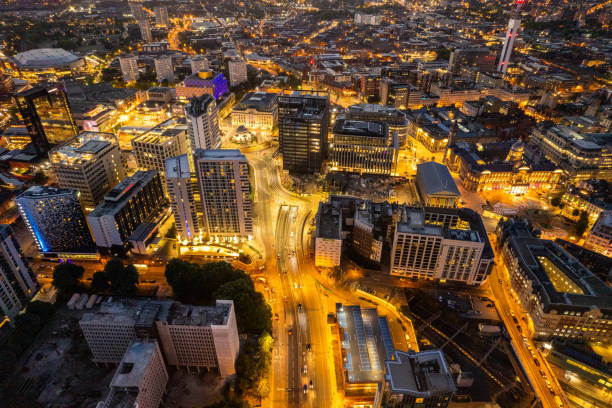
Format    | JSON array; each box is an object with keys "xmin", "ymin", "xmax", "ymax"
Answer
[{"xmin": 0, "ymin": 1, "xmax": 611, "ymax": 408}]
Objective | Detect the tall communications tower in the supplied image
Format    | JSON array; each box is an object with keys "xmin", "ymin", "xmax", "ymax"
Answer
[{"xmin": 497, "ymin": 0, "xmax": 525, "ymax": 73}]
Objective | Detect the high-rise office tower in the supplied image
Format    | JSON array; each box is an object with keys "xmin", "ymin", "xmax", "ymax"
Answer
[
  {"xmin": 0, "ymin": 225, "xmax": 37, "ymax": 322},
  {"xmin": 16, "ymin": 186, "xmax": 96, "ymax": 255},
  {"xmin": 131, "ymin": 118, "xmax": 189, "ymax": 179},
  {"xmin": 278, "ymin": 92, "xmax": 330, "ymax": 174},
  {"xmin": 184, "ymin": 94, "xmax": 220, "ymax": 151},
  {"xmin": 154, "ymin": 6, "xmax": 169, "ymax": 27},
  {"xmin": 13, "ymin": 85, "xmax": 77, "ymax": 155},
  {"xmin": 166, "ymin": 154, "xmax": 202, "ymax": 242},
  {"xmin": 190, "ymin": 55, "xmax": 210, "ymax": 74},
  {"xmin": 119, "ymin": 55, "xmax": 139, "ymax": 82},
  {"xmin": 329, "ymin": 118, "xmax": 398, "ymax": 175},
  {"xmin": 139, "ymin": 19, "xmax": 153, "ymax": 43},
  {"xmin": 49, "ymin": 132, "xmax": 126, "ymax": 210},
  {"xmin": 194, "ymin": 149, "xmax": 252, "ymax": 238},
  {"xmin": 87, "ymin": 171, "xmax": 169, "ymax": 249},
  {"xmin": 497, "ymin": 0, "xmax": 524, "ymax": 73},
  {"xmin": 228, "ymin": 59, "xmax": 247, "ymax": 87},
  {"xmin": 154, "ymin": 55, "xmax": 174, "ymax": 83}
]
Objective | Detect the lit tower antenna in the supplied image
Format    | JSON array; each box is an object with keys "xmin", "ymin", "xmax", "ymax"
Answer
[{"xmin": 497, "ymin": 0, "xmax": 525, "ymax": 73}]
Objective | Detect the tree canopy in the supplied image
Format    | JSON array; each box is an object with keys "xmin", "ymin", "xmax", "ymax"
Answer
[
  {"xmin": 572, "ymin": 211, "xmax": 590, "ymax": 238},
  {"xmin": 165, "ymin": 259, "xmax": 272, "ymax": 334},
  {"xmin": 52, "ymin": 262, "xmax": 84, "ymax": 298},
  {"xmin": 165, "ymin": 259, "xmax": 248, "ymax": 305},
  {"xmin": 91, "ymin": 271, "xmax": 110, "ymax": 293},
  {"xmin": 213, "ymin": 278, "xmax": 272, "ymax": 335},
  {"xmin": 99, "ymin": 258, "xmax": 139, "ymax": 296}
]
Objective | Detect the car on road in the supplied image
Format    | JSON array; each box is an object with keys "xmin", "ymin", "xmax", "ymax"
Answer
[
  {"xmin": 534, "ymin": 358, "xmax": 540, "ymax": 367},
  {"xmin": 306, "ymin": 343, "xmax": 311, "ymax": 351},
  {"xmin": 298, "ymin": 303, "xmax": 302, "ymax": 310},
  {"xmin": 303, "ymin": 384, "xmax": 308, "ymax": 394},
  {"xmin": 288, "ymin": 328, "xmax": 293, "ymax": 335},
  {"xmin": 303, "ymin": 364, "xmax": 307, "ymax": 374},
  {"xmin": 309, "ymin": 380, "xmax": 313, "ymax": 389},
  {"xmin": 274, "ymin": 313, "xmax": 279, "ymax": 320}
]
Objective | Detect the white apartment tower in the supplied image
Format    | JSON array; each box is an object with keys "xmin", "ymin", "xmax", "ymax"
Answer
[
  {"xmin": 497, "ymin": 0, "xmax": 524, "ymax": 73},
  {"xmin": 49, "ymin": 131, "xmax": 126, "ymax": 210},
  {"xmin": 165, "ymin": 154, "xmax": 203, "ymax": 242},
  {"xmin": 0, "ymin": 225, "xmax": 36, "ymax": 322},
  {"xmin": 119, "ymin": 55, "xmax": 139, "ymax": 82},
  {"xmin": 190, "ymin": 55, "xmax": 210, "ymax": 74},
  {"xmin": 154, "ymin": 6, "xmax": 169, "ymax": 27},
  {"xmin": 228, "ymin": 59, "xmax": 247, "ymax": 87},
  {"xmin": 184, "ymin": 94, "xmax": 221, "ymax": 151},
  {"xmin": 139, "ymin": 19, "xmax": 153, "ymax": 43},
  {"xmin": 194, "ymin": 149, "xmax": 253, "ymax": 238},
  {"xmin": 154, "ymin": 55, "xmax": 174, "ymax": 83}
]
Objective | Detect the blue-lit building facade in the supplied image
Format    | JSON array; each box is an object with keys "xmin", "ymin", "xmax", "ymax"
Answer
[
  {"xmin": 176, "ymin": 71, "xmax": 228, "ymax": 101},
  {"xmin": 16, "ymin": 186, "xmax": 96, "ymax": 255}
]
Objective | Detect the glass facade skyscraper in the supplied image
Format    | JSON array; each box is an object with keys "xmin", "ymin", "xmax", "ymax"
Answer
[
  {"xmin": 278, "ymin": 92, "xmax": 329, "ymax": 174},
  {"xmin": 13, "ymin": 85, "xmax": 77, "ymax": 155}
]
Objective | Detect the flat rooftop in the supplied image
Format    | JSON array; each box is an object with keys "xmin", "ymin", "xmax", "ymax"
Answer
[
  {"xmin": 385, "ymin": 350, "xmax": 456, "ymax": 397},
  {"xmin": 165, "ymin": 301, "xmax": 231, "ymax": 327},
  {"xmin": 233, "ymin": 92, "xmax": 277, "ymax": 112},
  {"xmin": 397, "ymin": 208, "xmax": 442, "ymax": 236},
  {"xmin": 316, "ymin": 201, "xmax": 341, "ymax": 240},
  {"xmin": 132, "ymin": 117, "xmax": 187, "ymax": 146},
  {"xmin": 80, "ymin": 300, "xmax": 172, "ymax": 327},
  {"xmin": 336, "ymin": 303, "xmax": 395, "ymax": 384},
  {"xmin": 549, "ymin": 125, "xmax": 603, "ymax": 150},
  {"xmin": 278, "ymin": 93, "xmax": 329, "ymax": 121},
  {"xmin": 17, "ymin": 185, "xmax": 77, "ymax": 200},
  {"xmin": 88, "ymin": 170, "xmax": 159, "ymax": 216},
  {"xmin": 50, "ymin": 132, "xmax": 116, "ymax": 166},
  {"xmin": 165, "ymin": 154, "xmax": 190, "ymax": 179},
  {"xmin": 333, "ymin": 118, "xmax": 386, "ymax": 138},
  {"xmin": 193, "ymin": 148, "xmax": 246, "ymax": 161},
  {"xmin": 111, "ymin": 342, "xmax": 157, "ymax": 388},
  {"xmin": 346, "ymin": 103, "xmax": 406, "ymax": 117}
]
